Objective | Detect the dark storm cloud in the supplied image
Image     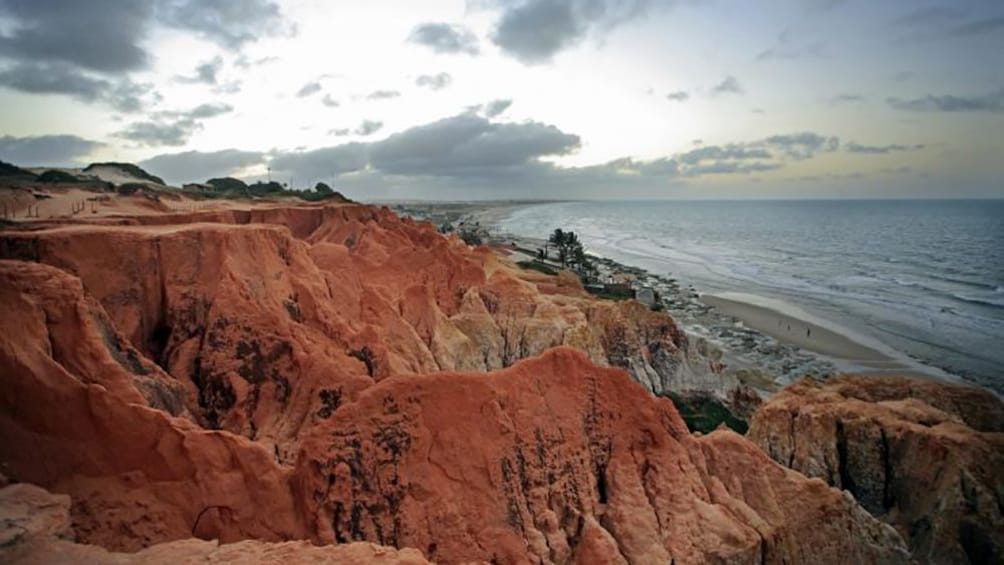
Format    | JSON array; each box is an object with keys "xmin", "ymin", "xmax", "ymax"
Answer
[
  {"xmin": 354, "ymin": 120, "xmax": 383, "ymax": 136},
  {"xmin": 369, "ymin": 113, "xmax": 580, "ymax": 176},
  {"xmin": 297, "ymin": 81, "xmax": 322, "ymax": 97},
  {"xmin": 0, "ymin": 62, "xmax": 107, "ymax": 101},
  {"xmin": 0, "ymin": 134, "xmax": 104, "ymax": 166},
  {"xmin": 408, "ymin": 23, "xmax": 480, "ymax": 55},
  {"xmin": 115, "ymin": 102, "xmax": 231, "ymax": 147},
  {"xmin": 267, "ymin": 113, "xmax": 580, "ymax": 181},
  {"xmin": 0, "ymin": 0, "xmax": 152, "ymax": 72},
  {"xmin": 415, "ymin": 72, "xmax": 452, "ymax": 90},
  {"xmin": 154, "ymin": 0, "xmax": 293, "ymax": 49},
  {"xmin": 0, "ymin": 1, "xmax": 290, "ymax": 114},
  {"xmin": 116, "ymin": 118, "xmax": 200, "ymax": 147},
  {"xmin": 0, "ymin": 1, "xmax": 290, "ymax": 74},
  {"xmin": 711, "ymin": 75, "xmax": 743, "ymax": 95},
  {"xmin": 139, "ymin": 149, "xmax": 264, "ymax": 184},
  {"xmin": 367, "ymin": 89, "xmax": 401, "ymax": 100},
  {"xmin": 165, "ymin": 109, "xmax": 898, "ymax": 196},
  {"xmin": 0, "ymin": 62, "xmax": 157, "ymax": 112},
  {"xmin": 491, "ymin": 0, "xmax": 580, "ymax": 64},
  {"xmin": 268, "ymin": 143, "xmax": 370, "ymax": 179},
  {"xmin": 665, "ymin": 91, "xmax": 688, "ymax": 101},
  {"xmin": 887, "ymin": 89, "xmax": 1004, "ymax": 113},
  {"xmin": 845, "ymin": 142, "xmax": 924, "ymax": 154},
  {"xmin": 489, "ymin": 0, "xmax": 657, "ymax": 64}
]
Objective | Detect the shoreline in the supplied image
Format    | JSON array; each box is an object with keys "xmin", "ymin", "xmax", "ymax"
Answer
[
  {"xmin": 700, "ymin": 293, "xmax": 948, "ymax": 380},
  {"xmin": 391, "ymin": 200, "xmax": 969, "ymax": 390}
]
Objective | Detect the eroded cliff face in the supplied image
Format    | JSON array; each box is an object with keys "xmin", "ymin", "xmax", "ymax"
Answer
[
  {"xmin": 0, "ymin": 203, "xmax": 912, "ymax": 563},
  {"xmin": 292, "ymin": 347, "xmax": 909, "ymax": 564},
  {"xmin": 749, "ymin": 375, "xmax": 1004, "ymax": 564},
  {"xmin": 0, "ymin": 482, "xmax": 428, "ymax": 564},
  {"xmin": 0, "ymin": 204, "xmax": 731, "ymax": 456}
]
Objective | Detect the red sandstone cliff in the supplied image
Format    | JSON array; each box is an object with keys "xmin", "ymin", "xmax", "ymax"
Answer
[
  {"xmin": 749, "ymin": 375, "xmax": 1004, "ymax": 564},
  {"xmin": 0, "ymin": 203, "xmax": 914, "ymax": 563},
  {"xmin": 0, "ymin": 482, "xmax": 428, "ymax": 564}
]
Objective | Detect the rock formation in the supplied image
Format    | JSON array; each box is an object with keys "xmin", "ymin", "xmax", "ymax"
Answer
[
  {"xmin": 0, "ymin": 204, "xmax": 732, "ymax": 451},
  {"xmin": 0, "ymin": 482, "xmax": 428, "ymax": 564},
  {"xmin": 749, "ymin": 375, "xmax": 1004, "ymax": 564},
  {"xmin": 0, "ymin": 202, "xmax": 916, "ymax": 563}
]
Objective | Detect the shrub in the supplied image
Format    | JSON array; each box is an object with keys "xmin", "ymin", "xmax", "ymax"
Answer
[
  {"xmin": 37, "ymin": 169, "xmax": 80, "ymax": 183},
  {"xmin": 207, "ymin": 177, "xmax": 249, "ymax": 194}
]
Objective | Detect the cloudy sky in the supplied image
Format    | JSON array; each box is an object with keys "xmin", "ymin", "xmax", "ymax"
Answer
[{"xmin": 0, "ymin": 0, "xmax": 1002, "ymax": 199}]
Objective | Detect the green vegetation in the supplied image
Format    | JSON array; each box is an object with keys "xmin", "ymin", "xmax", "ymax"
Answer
[
  {"xmin": 0, "ymin": 160, "xmax": 36, "ymax": 179},
  {"xmin": 200, "ymin": 177, "xmax": 345, "ymax": 201},
  {"xmin": 248, "ymin": 180, "xmax": 285, "ymax": 195},
  {"xmin": 37, "ymin": 169, "xmax": 81, "ymax": 183},
  {"xmin": 457, "ymin": 224, "xmax": 483, "ymax": 246},
  {"xmin": 516, "ymin": 260, "xmax": 559, "ymax": 275},
  {"xmin": 207, "ymin": 177, "xmax": 250, "ymax": 194},
  {"xmin": 666, "ymin": 391, "xmax": 748, "ymax": 435},
  {"xmin": 84, "ymin": 162, "xmax": 164, "ymax": 185}
]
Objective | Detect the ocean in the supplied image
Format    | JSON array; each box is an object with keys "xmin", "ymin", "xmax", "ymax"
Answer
[{"xmin": 500, "ymin": 200, "xmax": 1004, "ymax": 393}]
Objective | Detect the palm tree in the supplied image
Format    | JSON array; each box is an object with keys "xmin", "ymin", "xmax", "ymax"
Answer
[{"xmin": 549, "ymin": 228, "xmax": 566, "ymax": 249}]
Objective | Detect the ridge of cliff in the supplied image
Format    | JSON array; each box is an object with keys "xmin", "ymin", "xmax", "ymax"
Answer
[
  {"xmin": 0, "ymin": 203, "xmax": 735, "ymax": 455},
  {"xmin": 0, "ymin": 213, "xmax": 912, "ymax": 563},
  {"xmin": 749, "ymin": 375, "xmax": 1004, "ymax": 564}
]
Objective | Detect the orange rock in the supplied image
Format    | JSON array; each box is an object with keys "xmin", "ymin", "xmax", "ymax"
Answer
[
  {"xmin": 293, "ymin": 347, "xmax": 909, "ymax": 563},
  {"xmin": 749, "ymin": 375, "xmax": 1004, "ymax": 564},
  {"xmin": 0, "ymin": 483, "xmax": 428, "ymax": 564},
  {"xmin": 0, "ymin": 203, "xmax": 913, "ymax": 562},
  {"xmin": 0, "ymin": 260, "xmax": 306, "ymax": 551}
]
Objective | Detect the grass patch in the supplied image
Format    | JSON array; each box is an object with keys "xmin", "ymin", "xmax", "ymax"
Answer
[{"xmin": 666, "ymin": 391, "xmax": 748, "ymax": 435}]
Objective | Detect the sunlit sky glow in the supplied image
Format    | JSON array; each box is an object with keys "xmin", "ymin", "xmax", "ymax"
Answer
[{"xmin": 0, "ymin": 0, "xmax": 1002, "ymax": 199}]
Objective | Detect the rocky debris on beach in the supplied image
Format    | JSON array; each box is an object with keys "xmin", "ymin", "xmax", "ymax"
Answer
[
  {"xmin": 749, "ymin": 375, "xmax": 1004, "ymax": 564},
  {"xmin": 585, "ymin": 256, "xmax": 838, "ymax": 386},
  {"xmin": 0, "ymin": 200, "xmax": 926, "ymax": 563}
]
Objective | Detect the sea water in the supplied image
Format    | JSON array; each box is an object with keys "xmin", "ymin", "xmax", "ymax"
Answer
[{"xmin": 500, "ymin": 200, "xmax": 1004, "ymax": 393}]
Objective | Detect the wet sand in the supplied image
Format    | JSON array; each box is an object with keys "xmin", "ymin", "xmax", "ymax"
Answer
[{"xmin": 701, "ymin": 293, "xmax": 939, "ymax": 377}]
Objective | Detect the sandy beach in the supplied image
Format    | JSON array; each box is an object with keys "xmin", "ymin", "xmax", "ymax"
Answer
[{"xmin": 701, "ymin": 293, "xmax": 942, "ymax": 378}]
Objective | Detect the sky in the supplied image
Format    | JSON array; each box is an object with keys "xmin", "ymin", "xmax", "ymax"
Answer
[{"xmin": 0, "ymin": 0, "xmax": 1002, "ymax": 200}]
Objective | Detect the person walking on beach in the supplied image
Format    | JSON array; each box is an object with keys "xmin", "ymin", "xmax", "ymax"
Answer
[{"xmin": 806, "ymin": 327, "xmax": 811, "ymax": 338}]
